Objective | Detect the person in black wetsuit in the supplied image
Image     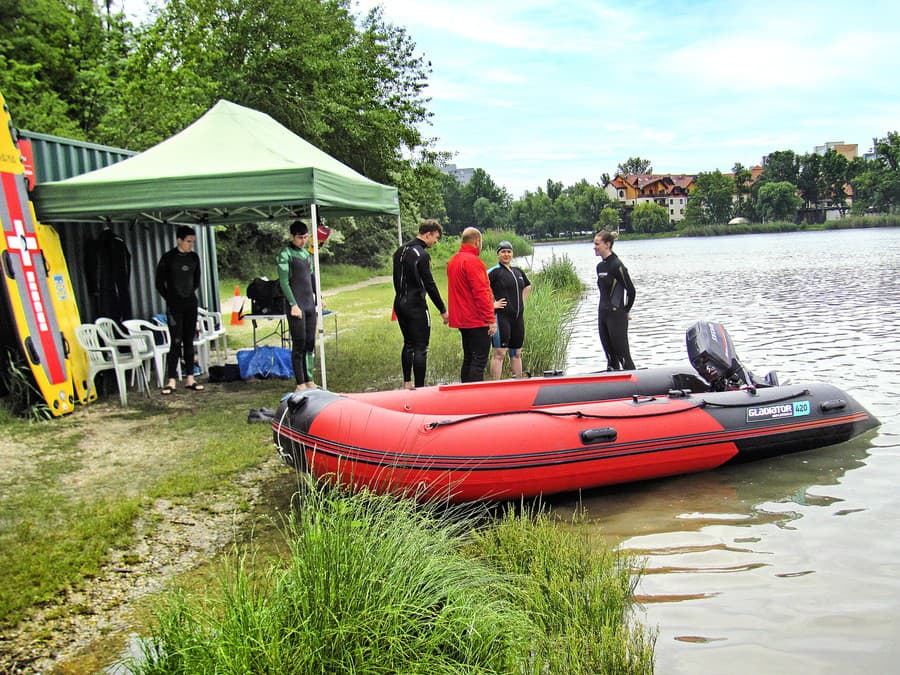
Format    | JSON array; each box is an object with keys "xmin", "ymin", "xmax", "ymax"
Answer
[
  {"xmin": 392, "ymin": 219, "xmax": 449, "ymax": 389},
  {"xmin": 488, "ymin": 240, "xmax": 531, "ymax": 378},
  {"xmin": 155, "ymin": 225, "xmax": 203, "ymax": 394},
  {"xmin": 278, "ymin": 220, "xmax": 319, "ymax": 391},
  {"xmin": 593, "ymin": 230, "xmax": 636, "ymax": 370}
]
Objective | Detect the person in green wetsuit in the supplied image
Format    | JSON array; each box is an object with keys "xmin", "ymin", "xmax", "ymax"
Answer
[{"xmin": 277, "ymin": 221, "xmax": 318, "ymax": 390}]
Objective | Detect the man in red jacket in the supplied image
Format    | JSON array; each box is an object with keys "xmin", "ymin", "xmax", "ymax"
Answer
[{"xmin": 447, "ymin": 227, "xmax": 497, "ymax": 382}]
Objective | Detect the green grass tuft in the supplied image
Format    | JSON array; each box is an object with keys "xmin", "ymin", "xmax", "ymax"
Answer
[{"xmin": 127, "ymin": 481, "xmax": 653, "ymax": 673}]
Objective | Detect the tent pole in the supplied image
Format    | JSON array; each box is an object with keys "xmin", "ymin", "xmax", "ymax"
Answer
[
  {"xmin": 397, "ymin": 214, "xmax": 402, "ymax": 246},
  {"xmin": 311, "ymin": 204, "xmax": 327, "ymax": 390}
]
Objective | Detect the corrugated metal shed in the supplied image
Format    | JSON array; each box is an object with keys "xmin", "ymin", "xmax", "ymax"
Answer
[{"xmin": 20, "ymin": 130, "xmax": 221, "ymax": 320}]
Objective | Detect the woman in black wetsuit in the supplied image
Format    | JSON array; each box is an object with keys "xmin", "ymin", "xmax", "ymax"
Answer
[{"xmin": 593, "ymin": 230, "xmax": 636, "ymax": 370}]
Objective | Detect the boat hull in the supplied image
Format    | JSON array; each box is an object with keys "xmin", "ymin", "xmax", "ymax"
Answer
[{"xmin": 273, "ymin": 377, "xmax": 879, "ymax": 502}]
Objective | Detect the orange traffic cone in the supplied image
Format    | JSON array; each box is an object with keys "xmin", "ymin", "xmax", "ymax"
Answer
[{"xmin": 230, "ymin": 285, "xmax": 245, "ymax": 325}]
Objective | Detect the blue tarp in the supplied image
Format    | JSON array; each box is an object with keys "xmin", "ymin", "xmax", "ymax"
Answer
[{"xmin": 237, "ymin": 347, "xmax": 294, "ymax": 379}]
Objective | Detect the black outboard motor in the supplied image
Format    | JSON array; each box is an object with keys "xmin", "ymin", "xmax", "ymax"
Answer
[{"xmin": 686, "ymin": 321, "xmax": 778, "ymax": 391}]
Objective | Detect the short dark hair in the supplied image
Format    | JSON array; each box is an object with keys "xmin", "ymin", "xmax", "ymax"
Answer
[
  {"xmin": 290, "ymin": 220, "xmax": 309, "ymax": 236},
  {"xmin": 176, "ymin": 225, "xmax": 196, "ymax": 241},
  {"xmin": 419, "ymin": 219, "xmax": 442, "ymax": 236}
]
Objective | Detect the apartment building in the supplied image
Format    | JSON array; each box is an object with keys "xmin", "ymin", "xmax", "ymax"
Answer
[{"xmin": 604, "ymin": 173, "xmax": 695, "ymax": 222}]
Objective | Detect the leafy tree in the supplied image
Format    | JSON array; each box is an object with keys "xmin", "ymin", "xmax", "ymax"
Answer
[
  {"xmin": 104, "ymin": 1, "xmax": 433, "ymax": 183},
  {"xmin": 797, "ymin": 153, "xmax": 823, "ymax": 208},
  {"xmin": 851, "ymin": 132, "xmax": 900, "ymax": 214},
  {"xmin": 549, "ymin": 194, "xmax": 577, "ymax": 236},
  {"xmin": 566, "ymin": 180, "xmax": 612, "ymax": 232},
  {"xmin": 631, "ymin": 202, "xmax": 668, "ymax": 233},
  {"xmin": 0, "ymin": 0, "xmax": 127, "ymax": 138},
  {"xmin": 731, "ymin": 162, "xmax": 756, "ymax": 221},
  {"xmin": 545, "ymin": 179, "xmax": 563, "ymax": 202},
  {"xmin": 465, "ymin": 169, "xmax": 510, "ymax": 207},
  {"xmin": 758, "ymin": 150, "xmax": 800, "ymax": 185},
  {"xmin": 437, "ymin": 172, "xmax": 466, "ymax": 234},
  {"xmin": 325, "ymin": 216, "xmax": 397, "ymax": 267},
  {"xmin": 597, "ymin": 206, "xmax": 620, "ymax": 232},
  {"xmin": 510, "ymin": 189, "xmax": 553, "ymax": 239},
  {"xmin": 617, "ymin": 157, "xmax": 652, "ymax": 175},
  {"xmin": 820, "ymin": 149, "xmax": 850, "ymax": 210},
  {"xmin": 684, "ymin": 170, "xmax": 734, "ymax": 225},
  {"xmin": 757, "ymin": 181, "xmax": 803, "ymax": 222},
  {"xmin": 473, "ymin": 197, "xmax": 508, "ymax": 230}
]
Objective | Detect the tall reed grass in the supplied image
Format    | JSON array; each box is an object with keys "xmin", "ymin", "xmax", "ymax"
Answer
[{"xmin": 127, "ymin": 478, "xmax": 654, "ymax": 673}]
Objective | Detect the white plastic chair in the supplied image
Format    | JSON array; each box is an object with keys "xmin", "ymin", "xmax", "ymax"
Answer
[
  {"xmin": 75, "ymin": 323, "xmax": 148, "ymax": 407},
  {"xmin": 198, "ymin": 307, "xmax": 228, "ymax": 364},
  {"xmin": 96, "ymin": 317, "xmax": 154, "ymax": 387},
  {"xmin": 123, "ymin": 319, "xmax": 171, "ymax": 388},
  {"xmin": 193, "ymin": 315, "xmax": 211, "ymax": 376}
]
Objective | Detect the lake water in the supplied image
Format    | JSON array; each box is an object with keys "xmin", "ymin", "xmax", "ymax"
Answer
[{"xmin": 530, "ymin": 229, "xmax": 900, "ymax": 674}]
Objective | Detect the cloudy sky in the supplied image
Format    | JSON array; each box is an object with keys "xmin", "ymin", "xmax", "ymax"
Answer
[{"xmin": 355, "ymin": 0, "xmax": 900, "ymax": 197}]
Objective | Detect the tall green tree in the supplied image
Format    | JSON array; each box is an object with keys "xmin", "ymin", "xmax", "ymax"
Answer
[
  {"xmin": 510, "ymin": 189, "xmax": 553, "ymax": 239},
  {"xmin": 102, "ymin": 0, "xmax": 433, "ymax": 191},
  {"xmin": 545, "ymin": 179, "xmax": 563, "ymax": 202},
  {"xmin": 758, "ymin": 150, "xmax": 800, "ymax": 185},
  {"xmin": 851, "ymin": 132, "xmax": 900, "ymax": 213},
  {"xmin": 549, "ymin": 194, "xmax": 577, "ymax": 235},
  {"xmin": 683, "ymin": 170, "xmax": 734, "ymax": 225},
  {"xmin": 596, "ymin": 206, "xmax": 620, "ymax": 232},
  {"xmin": 820, "ymin": 149, "xmax": 850, "ymax": 210},
  {"xmin": 797, "ymin": 153, "xmax": 823, "ymax": 208},
  {"xmin": 0, "ymin": 0, "xmax": 127, "ymax": 138},
  {"xmin": 757, "ymin": 181, "xmax": 803, "ymax": 222},
  {"xmin": 731, "ymin": 162, "xmax": 756, "ymax": 221},
  {"xmin": 565, "ymin": 180, "xmax": 612, "ymax": 232},
  {"xmin": 617, "ymin": 157, "xmax": 652, "ymax": 175}
]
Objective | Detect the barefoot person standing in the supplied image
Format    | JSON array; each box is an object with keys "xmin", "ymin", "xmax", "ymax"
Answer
[{"xmin": 593, "ymin": 230, "xmax": 636, "ymax": 370}]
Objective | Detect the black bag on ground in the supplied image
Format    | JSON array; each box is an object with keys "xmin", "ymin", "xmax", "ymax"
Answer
[
  {"xmin": 246, "ymin": 278, "xmax": 284, "ymax": 315},
  {"xmin": 208, "ymin": 363, "xmax": 242, "ymax": 382}
]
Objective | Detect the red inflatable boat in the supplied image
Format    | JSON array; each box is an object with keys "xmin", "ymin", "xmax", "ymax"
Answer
[{"xmin": 273, "ymin": 322, "xmax": 880, "ymax": 502}]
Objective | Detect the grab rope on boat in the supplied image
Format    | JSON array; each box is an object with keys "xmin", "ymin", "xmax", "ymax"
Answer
[
  {"xmin": 698, "ymin": 388, "xmax": 811, "ymax": 409},
  {"xmin": 425, "ymin": 399, "xmax": 705, "ymax": 430}
]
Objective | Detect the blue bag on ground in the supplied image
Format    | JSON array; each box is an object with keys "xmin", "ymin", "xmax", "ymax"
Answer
[{"xmin": 237, "ymin": 347, "xmax": 294, "ymax": 379}]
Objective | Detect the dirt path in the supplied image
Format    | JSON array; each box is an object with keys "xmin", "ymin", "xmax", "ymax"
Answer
[{"xmin": 321, "ymin": 274, "xmax": 390, "ymax": 296}]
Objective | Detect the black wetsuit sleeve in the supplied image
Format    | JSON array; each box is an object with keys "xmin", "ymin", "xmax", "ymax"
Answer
[
  {"xmin": 619, "ymin": 263, "xmax": 636, "ymax": 312},
  {"xmin": 155, "ymin": 251, "xmax": 169, "ymax": 301},
  {"xmin": 417, "ymin": 250, "xmax": 446, "ymax": 313},
  {"xmin": 392, "ymin": 246, "xmax": 403, "ymax": 296}
]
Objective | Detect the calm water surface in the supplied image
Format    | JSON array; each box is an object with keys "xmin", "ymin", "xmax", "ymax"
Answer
[{"xmin": 531, "ymin": 229, "xmax": 900, "ymax": 674}]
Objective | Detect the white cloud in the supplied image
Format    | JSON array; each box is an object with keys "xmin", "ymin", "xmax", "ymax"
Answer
[{"xmin": 360, "ymin": 0, "xmax": 900, "ymax": 193}]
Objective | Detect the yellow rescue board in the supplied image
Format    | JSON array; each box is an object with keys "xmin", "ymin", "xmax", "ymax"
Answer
[
  {"xmin": 1, "ymin": 92, "xmax": 74, "ymax": 415},
  {"xmin": 36, "ymin": 223, "xmax": 97, "ymax": 403}
]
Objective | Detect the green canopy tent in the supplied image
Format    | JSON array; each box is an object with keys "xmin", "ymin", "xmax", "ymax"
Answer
[{"xmin": 34, "ymin": 99, "xmax": 402, "ymax": 388}]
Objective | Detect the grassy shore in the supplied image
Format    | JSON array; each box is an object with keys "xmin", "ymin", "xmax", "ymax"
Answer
[{"xmin": 129, "ymin": 480, "xmax": 655, "ymax": 673}]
